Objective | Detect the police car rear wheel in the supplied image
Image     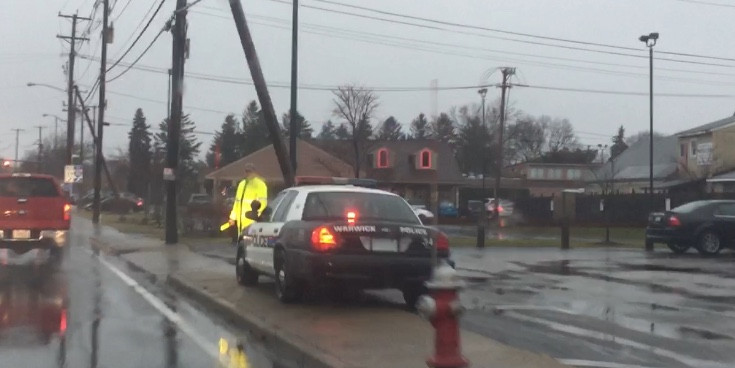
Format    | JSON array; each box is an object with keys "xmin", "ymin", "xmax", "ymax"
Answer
[
  {"xmin": 274, "ymin": 250, "xmax": 302, "ymax": 303},
  {"xmin": 236, "ymin": 249, "xmax": 258, "ymax": 286}
]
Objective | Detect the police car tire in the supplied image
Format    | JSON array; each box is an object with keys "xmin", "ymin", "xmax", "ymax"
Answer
[
  {"xmin": 402, "ymin": 284, "xmax": 427, "ymax": 310},
  {"xmin": 274, "ymin": 249, "xmax": 302, "ymax": 303},
  {"xmin": 236, "ymin": 249, "xmax": 258, "ymax": 286}
]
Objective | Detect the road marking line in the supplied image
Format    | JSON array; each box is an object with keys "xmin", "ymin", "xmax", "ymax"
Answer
[
  {"xmin": 502, "ymin": 310, "xmax": 732, "ymax": 368},
  {"xmin": 558, "ymin": 359, "xmax": 661, "ymax": 368},
  {"xmin": 82, "ymin": 248, "xmax": 220, "ymax": 361}
]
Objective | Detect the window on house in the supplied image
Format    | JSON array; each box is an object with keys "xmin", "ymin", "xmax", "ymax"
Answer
[
  {"xmin": 377, "ymin": 148, "xmax": 389, "ymax": 168},
  {"xmin": 419, "ymin": 149, "xmax": 431, "ymax": 169},
  {"xmin": 528, "ymin": 168, "xmax": 544, "ymax": 179},
  {"xmin": 680, "ymin": 144, "xmax": 686, "ymax": 157},
  {"xmin": 567, "ymin": 169, "xmax": 581, "ymax": 180},
  {"xmin": 691, "ymin": 141, "xmax": 697, "ymax": 156},
  {"xmin": 551, "ymin": 168, "xmax": 563, "ymax": 180}
]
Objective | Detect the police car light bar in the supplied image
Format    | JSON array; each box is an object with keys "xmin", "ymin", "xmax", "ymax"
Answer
[{"xmin": 294, "ymin": 176, "xmax": 377, "ymax": 187}]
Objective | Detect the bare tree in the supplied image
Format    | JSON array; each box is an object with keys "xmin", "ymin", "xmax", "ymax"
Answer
[
  {"xmin": 332, "ymin": 85, "xmax": 379, "ymax": 177},
  {"xmin": 545, "ymin": 117, "xmax": 579, "ymax": 152}
]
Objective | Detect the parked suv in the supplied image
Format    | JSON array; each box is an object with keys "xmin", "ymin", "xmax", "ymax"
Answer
[{"xmin": 0, "ymin": 174, "xmax": 70, "ymax": 262}]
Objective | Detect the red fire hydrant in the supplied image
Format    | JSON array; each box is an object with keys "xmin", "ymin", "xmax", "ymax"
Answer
[{"xmin": 417, "ymin": 260, "xmax": 468, "ymax": 368}]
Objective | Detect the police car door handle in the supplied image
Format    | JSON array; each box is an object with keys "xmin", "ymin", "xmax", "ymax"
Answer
[
  {"xmin": 258, "ymin": 228, "xmax": 263, "ymax": 233},
  {"xmin": 273, "ymin": 228, "xmax": 279, "ymax": 233}
]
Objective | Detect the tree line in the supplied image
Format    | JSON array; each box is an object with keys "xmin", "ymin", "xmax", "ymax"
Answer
[{"xmin": 18, "ymin": 84, "xmax": 655, "ymax": 201}]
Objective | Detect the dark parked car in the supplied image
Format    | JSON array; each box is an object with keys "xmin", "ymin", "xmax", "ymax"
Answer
[{"xmin": 645, "ymin": 200, "xmax": 735, "ymax": 255}]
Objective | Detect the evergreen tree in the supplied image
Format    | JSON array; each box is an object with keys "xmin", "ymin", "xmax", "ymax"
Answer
[
  {"xmin": 240, "ymin": 100, "xmax": 270, "ymax": 156},
  {"xmin": 317, "ymin": 120, "xmax": 337, "ymax": 140},
  {"xmin": 206, "ymin": 114, "xmax": 241, "ymax": 169},
  {"xmin": 410, "ymin": 113, "xmax": 430, "ymax": 139},
  {"xmin": 127, "ymin": 108, "xmax": 152, "ymax": 197},
  {"xmin": 153, "ymin": 114, "xmax": 202, "ymax": 203},
  {"xmin": 335, "ymin": 123, "xmax": 351, "ymax": 140},
  {"xmin": 429, "ymin": 113, "xmax": 456, "ymax": 144},
  {"xmin": 376, "ymin": 116, "xmax": 404, "ymax": 140},
  {"xmin": 610, "ymin": 125, "xmax": 628, "ymax": 159},
  {"xmin": 281, "ymin": 110, "xmax": 313, "ymax": 138}
]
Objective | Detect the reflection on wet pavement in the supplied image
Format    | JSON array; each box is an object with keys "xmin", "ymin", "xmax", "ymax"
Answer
[{"xmin": 454, "ymin": 247, "xmax": 735, "ymax": 368}]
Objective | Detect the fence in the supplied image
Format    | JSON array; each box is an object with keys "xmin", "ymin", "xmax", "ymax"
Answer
[{"xmin": 514, "ymin": 192, "xmax": 735, "ymax": 227}]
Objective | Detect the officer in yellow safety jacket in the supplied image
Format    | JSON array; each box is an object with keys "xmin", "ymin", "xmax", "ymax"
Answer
[{"xmin": 228, "ymin": 163, "xmax": 268, "ymax": 237}]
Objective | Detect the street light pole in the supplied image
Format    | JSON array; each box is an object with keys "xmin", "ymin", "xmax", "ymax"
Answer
[
  {"xmin": 639, "ymin": 32, "xmax": 658, "ymax": 252},
  {"xmin": 476, "ymin": 88, "xmax": 488, "ymax": 249}
]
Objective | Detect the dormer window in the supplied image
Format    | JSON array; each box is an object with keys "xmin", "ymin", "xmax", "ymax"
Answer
[
  {"xmin": 419, "ymin": 149, "xmax": 431, "ymax": 169},
  {"xmin": 377, "ymin": 148, "xmax": 389, "ymax": 168}
]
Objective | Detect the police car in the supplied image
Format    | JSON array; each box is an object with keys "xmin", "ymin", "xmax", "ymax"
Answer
[{"xmin": 235, "ymin": 176, "xmax": 451, "ymax": 307}]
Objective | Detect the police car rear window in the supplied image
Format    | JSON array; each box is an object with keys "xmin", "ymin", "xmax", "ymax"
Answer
[
  {"xmin": 0, "ymin": 177, "xmax": 59, "ymax": 197},
  {"xmin": 302, "ymin": 192, "xmax": 419, "ymax": 224}
]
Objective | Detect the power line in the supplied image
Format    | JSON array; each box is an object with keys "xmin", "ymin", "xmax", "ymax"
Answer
[
  {"xmin": 107, "ymin": 24, "xmax": 168, "ymax": 82},
  {"xmin": 107, "ymin": 0, "xmax": 167, "ymax": 73},
  {"xmin": 192, "ymin": 9, "xmax": 735, "ymax": 85},
  {"xmin": 265, "ymin": 0, "xmax": 735, "ymax": 68},
  {"xmin": 112, "ymin": 0, "xmax": 133, "ymax": 21},
  {"xmin": 516, "ymin": 83, "xmax": 735, "ymax": 98},
  {"xmin": 195, "ymin": 9, "xmax": 735, "ymax": 80},
  {"xmin": 312, "ymin": 0, "xmax": 735, "ymax": 64},
  {"xmin": 672, "ymin": 0, "xmax": 735, "ymax": 8},
  {"xmin": 111, "ymin": 0, "xmax": 160, "ymax": 58}
]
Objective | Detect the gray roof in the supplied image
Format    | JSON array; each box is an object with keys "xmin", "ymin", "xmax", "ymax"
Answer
[
  {"xmin": 707, "ymin": 169, "xmax": 735, "ymax": 183},
  {"xmin": 311, "ymin": 139, "xmax": 465, "ymax": 184},
  {"xmin": 590, "ymin": 135, "xmax": 679, "ymax": 182},
  {"xmin": 676, "ymin": 115, "xmax": 735, "ymax": 137}
]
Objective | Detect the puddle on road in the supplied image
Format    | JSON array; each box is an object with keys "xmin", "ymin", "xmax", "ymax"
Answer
[{"xmin": 678, "ymin": 326, "xmax": 734, "ymax": 341}]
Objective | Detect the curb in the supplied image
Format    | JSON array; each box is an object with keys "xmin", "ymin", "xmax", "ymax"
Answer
[
  {"xmin": 90, "ymin": 234, "xmax": 347, "ymax": 368},
  {"xmin": 166, "ymin": 275, "xmax": 348, "ymax": 368}
]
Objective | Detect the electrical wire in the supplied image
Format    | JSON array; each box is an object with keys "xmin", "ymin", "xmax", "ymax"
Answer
[
  {"xmin": 312, "ymin": 0, "xmax": 735, "ymax": 63},
  {"xmin": 107, "ymin": 25, "xmax": 168, "ymax": 82},
  {"xmin": 111, "ymin": 0, "xmax": 133, "ymax": 22},
  {"xmin": 192, "ymin": 9, "xmax": 735, "ymax": 86},
  {"xmin": 672, "ymin": 0, "xmax": 735, "ymax": 8},
  {"xmin": 265, "ymin": 0, "xmax": 735, "ymax": 68},
  {"xmin": 111, "ymin": 0, "xmax": 161, "ymax": 58},
  {"xmin": 107, "ymin": 0, "xmax": 167, "ymax": 73}
]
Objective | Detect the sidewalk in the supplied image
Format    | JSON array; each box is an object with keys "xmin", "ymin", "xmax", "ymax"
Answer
[{"xmin": 82, "ymin": 217, "xmax": 570, "ymax": 368}]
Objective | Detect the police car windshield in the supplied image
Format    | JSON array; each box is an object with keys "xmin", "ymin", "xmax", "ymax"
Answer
[{"xmin": 302, "ymin": 191, "xmax": 420, "ymax": 224}]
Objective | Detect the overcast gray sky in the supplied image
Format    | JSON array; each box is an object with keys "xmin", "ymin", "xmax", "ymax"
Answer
[{"xmin": 3, "ymin": 0, "xmax": 735, "ymax": 161}]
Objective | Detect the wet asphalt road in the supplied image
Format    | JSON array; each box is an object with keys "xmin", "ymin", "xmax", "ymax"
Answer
[
  {"xmin": 0, "ymin": 226, "xmax": 279, "ymax": 368},
  {"xmin": 454, "ymin": 247, "xmax": 735, "ymax": 368}
]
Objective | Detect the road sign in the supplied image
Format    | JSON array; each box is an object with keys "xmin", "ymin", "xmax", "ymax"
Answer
[{"xmin": 64, "ymin": 165, "xmax": 84, "ymax": 183}]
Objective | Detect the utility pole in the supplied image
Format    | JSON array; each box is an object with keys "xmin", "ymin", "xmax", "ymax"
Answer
[
  {"xmin": 58, "ymin": 13, "xmax": 90, "ymax": 167},
  {"xmin": 93, "ymin": 0, "xmax": 109, "ymax": 225},
  {"xmin": 228, "ymin": 0, "xmax": 294, "ymax": 186},
  {"xmin": 289, "ymin": 0, "xmax": 299, "ymax": 172},
  {"xmin": 12, "ymin": 129, "xmax": 24, "ymax": 173},
  {"xmin": 494, "ymin": 67, "xmax": 515, "ymax": 224},
  {"xmin": 35, "ymin": 126, "xmax": 44, "ymax": 172},
  {"xmin": 74, "ymin": 86, "xmax": 117, "ymax": 197},
  {"xmin": 165, "ymin": 0, "xmax": 189, "ymax": 244},
  {"xmin": 476, "ymin": 88, "xmax": 487, "ymax": 249}
]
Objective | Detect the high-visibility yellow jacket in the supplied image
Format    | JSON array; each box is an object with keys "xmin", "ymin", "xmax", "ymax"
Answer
[{"xmin": 229, "ymin": 176, "xmax": 268, "ymax": 235}]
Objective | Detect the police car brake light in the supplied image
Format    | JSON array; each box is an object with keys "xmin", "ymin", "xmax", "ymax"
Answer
[
  {"xmin": 311, "ymin": 226, "xmax": 339, "ymax": 251},
  {"xmin": 346, "ymin": 210, "xmax": 358, "ymax": 224},
  {"xmin": 436, "ymin": 232, "xmax": 449, "ymax": 251}
]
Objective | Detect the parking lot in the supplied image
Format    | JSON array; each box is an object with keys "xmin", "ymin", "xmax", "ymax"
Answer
[{"xmin": 453, "ymin": 247, "xmax": 735, "ymax": 368}]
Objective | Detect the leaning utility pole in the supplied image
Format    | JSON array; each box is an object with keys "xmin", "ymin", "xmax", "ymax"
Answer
[
  {"xmin": 93, "ymin": 0, "xmax": 109, "ymax": 224},
  {"xmin": 165, "ymin": 0, "xmax": 189, "ymax": 244},
  {"xmin": 228, "ymin": 0, "xmax": 294, "ymax": 186},
  {"xmin": 12, "ymin": 129, "xmax": 24, "ymax": 173},
  {"xmin": 289, "ymin": 0, "xmax": 299, "ymax": 172},
  {"xmin": 494, "ymin": 67, "xmax": 515, "ymax": 223},
  {"xmin": 74, "ymin": 86, "xmax": 117, "ymax": 196},
  {"xmin": 35, "ymin": 126, "xmax": 44, "ymax": 172},
  {"xmin": 58, "ymin": 13, "xmax": 90, "ymax": 166}
]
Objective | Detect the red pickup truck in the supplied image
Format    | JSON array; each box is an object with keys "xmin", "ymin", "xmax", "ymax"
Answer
[{"xmin": 0, "ymin": 174, "xmax": 71, "ymax": 262}]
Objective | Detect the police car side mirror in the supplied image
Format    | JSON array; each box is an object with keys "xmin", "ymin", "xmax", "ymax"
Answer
[
  {"xmin": 250, "ymin": 200, "xmax": 262, "ymax": 212},
  {"xmin": 245, "ymin": 211, "xmax": 259, "ymax": 221}
]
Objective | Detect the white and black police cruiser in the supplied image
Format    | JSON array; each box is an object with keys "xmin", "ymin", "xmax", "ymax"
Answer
[{"xmin": 235, "ymin": 176, "xmax": 451, "ymax": 307}]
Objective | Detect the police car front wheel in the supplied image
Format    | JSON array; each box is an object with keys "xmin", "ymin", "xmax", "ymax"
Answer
[{"xmin": 236, "ymin": 249, "xmax": 258, "ymax": 286}]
